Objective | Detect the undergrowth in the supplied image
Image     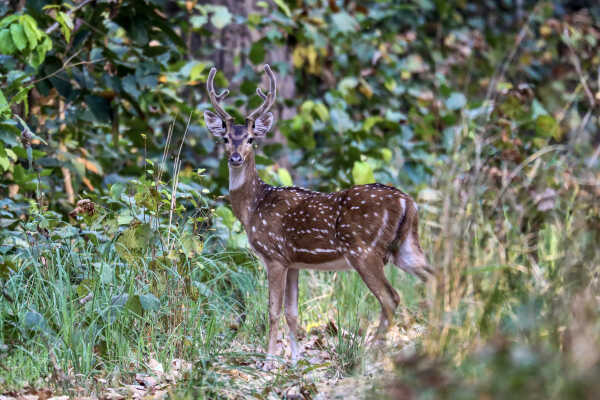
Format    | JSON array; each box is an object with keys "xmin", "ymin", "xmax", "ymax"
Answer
[{"xmin": 1, "ymin": 121, "xmax": 599, "ymax": 399}]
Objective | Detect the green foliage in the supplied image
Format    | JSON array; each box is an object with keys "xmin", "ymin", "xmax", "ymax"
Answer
[
  {"xmin": 0, "ymin": 0, "xmax": 599, "ymax": 397},
  {"xmin": 0, "ymin": 14, "xmax": 51, "ymax": 66}
]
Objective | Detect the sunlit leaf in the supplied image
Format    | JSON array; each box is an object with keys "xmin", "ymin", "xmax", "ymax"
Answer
[
  {"xmin": 189, "ymin": 62, "xmax": 207, "ymax": 81},
  {"xmin": 272, "ymin": 0, "xmax": 292, "ymax": 17},
  {"xmin": 216, "ymin": 205, "xmax": 236, "ymax": 230},
  {"xmin": 210, "ymin": 6, "xmax": 232, "ymax": 29},
  {"xmin": 9, "ymin": 23, "xmax": 27, "ymax": 51},
  {"xmin": 0, "ymin": 28, "xmax": 16, "ymax": 54},
  {"xmin": 352, "ymin": 161, "xmax": 375, "ymax": 185},
  {"xmin": 277, "ymin": 168, "xmax": 293, "ymax": 186}
]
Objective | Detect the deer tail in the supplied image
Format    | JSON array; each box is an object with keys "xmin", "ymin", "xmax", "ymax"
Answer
[{"xmin": 387, "ymin": 198, "xmax": 433, "ymax": 282}]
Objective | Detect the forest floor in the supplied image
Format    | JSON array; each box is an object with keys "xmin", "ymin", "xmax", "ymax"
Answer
[{"xmin": 0, "ymin": 318, "xmax": 423, "ymax": 399}]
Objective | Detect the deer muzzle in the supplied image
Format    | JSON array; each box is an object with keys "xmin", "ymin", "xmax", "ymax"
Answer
[{"xmin": 229, "ymin": 152, "xmax": 243, "ymax": 167}]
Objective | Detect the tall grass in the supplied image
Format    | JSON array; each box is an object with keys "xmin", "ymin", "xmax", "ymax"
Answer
[{"xmin": 383, "ymin": 125, "xmax": 600, "ymax": 398}]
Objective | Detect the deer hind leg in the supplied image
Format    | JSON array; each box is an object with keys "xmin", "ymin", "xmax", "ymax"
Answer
[
  {"xmin": 284, "ymin": 268, "xmax": 301, "ymax": 362},
  {"xmin": 346, "ymin": 254, "xmax": 398, "ymax": 338}
]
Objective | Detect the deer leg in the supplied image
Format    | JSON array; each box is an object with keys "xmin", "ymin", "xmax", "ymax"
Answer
[
  {"xmin": 284, "ymin": 268, "xmax": 301, "ymax": 362},
  {"xmin": 383, "ymin": 278, "xmax": 401, "ymax": 310},
  {"xmin": 265, "ymin": 262, "xmax": 287, "ymax": 368},
  {"xmin": 346, "ymin": 255, "xmax": 398, "ymax": 338}
]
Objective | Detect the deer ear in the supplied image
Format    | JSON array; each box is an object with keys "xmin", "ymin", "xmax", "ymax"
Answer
[
  {"xmin": 204, "ymin": 110, "xmax": 226, "ymax": 137},
  {"xmin": 252, "ymin": 112, "xmax": 274, "ymax": 137}
]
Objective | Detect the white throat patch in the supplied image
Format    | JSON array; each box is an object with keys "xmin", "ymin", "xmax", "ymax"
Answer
[{"xmin": 229, "ymin": 166, "xmax": 247, "ymax": 191}]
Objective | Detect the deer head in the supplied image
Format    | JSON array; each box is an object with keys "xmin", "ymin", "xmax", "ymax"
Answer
[{"xmin": 204, "ymin": 64, "xmax": 276, "ymax": 167}]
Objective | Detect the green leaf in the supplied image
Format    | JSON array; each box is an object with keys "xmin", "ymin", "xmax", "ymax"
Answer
[
  {"xmin": 84, "ymin": 95, "xmax": 112, "ymax": 123},
  {"xmin": 272, "ymin": 0, "xmax": 292, "ymax": 17},
  {"xmin": 24, "ymin": 310, "xmax": 49, "ymax": 333},
  {"xmin": 338, "ymin": 77, "xmax": 358, "ymax": 96},
  {"xmin": 139, "ymin": 293, "xmax": 160, "ymax": 311},
  {"xmin": 0, "ymin": 155, "xmax": 9, "ymax": 171},
  {"xmin": 117, "ymin": 214, "xmax": 133, "ymax": 225},
  {"xmin": 0, "ymin": 28, "xmax": 16, "ymax": 54},
  {"xmin": 445, "ymin": 92, "xmax": 466, "ymax": 110},
  {"xmin": 190, "ymin": 15, "xmax": 207, "ymax": 28},
  {"xmin": 330, "ymin": 109, "xmax": 353, "ymax": 133},
  {"xmin": 56, "ymin": 11, "xmax": 73, "ymax": 42},
  {"xmin": 76, "ymin": 278, "xmax": 95, "ymax": 297},
  {"xmin": 216, "ymin": 205, "xmax": 236, "ymax": 230},
  {"xmin": 249, "ymin": 41, "xmax": 265, "ymax": 64},
  {"xmin": 385, "ymin": 110, "xmax": 407, "ymax": 123},
  {"xmin": 277, "ymin": 168, "xmax": 293, "ymax": 186},
  {"xmin": 9, "ymin": 23, "xmax": 27, "ymax": 51},
  {"xmin": 30, "ymin": 36, "xmax": 52, "ymax": 67},
  {"xmin": 364, "ymin": 116, "xmax": 383, "ymax": 131},
  {"xmin": 210, "ymin": 6, "xmax": 232, "ymax": 29},
  {"xmin": 380, "ymin": 148, "xmax": 393, "ymax": 163},
  {"xmin": 313, "ymin": 102, "xmax": 329, "ymax": 121},
  {"xmin": 352, "ymin": 161, "xmax": 375, "ymax": 185},
  {"xmin": 125, "ymin": 294, "xmax": 143, "ymax": 315},
  {"xmin": 181, "ymin": 232, "xmax": 203, "ymax": 257},
  {"xmin": 189, "ymin": 62, "xmax": 206, "ymax": 81},
  {"xmin": 0, "ymin": 88, "xmax": 9, "ymax": 116},
  {"xmin": 331, "ymin": 12, "xmax": 358, "ymax": 35},
  {"xmin": 536, "ymin": 115, "xmax": 561, "ymax": 140},
  {"xmin": 120, "ymin": 223, "xmax": 152, "ymax": 251},
  {"xmin": 0, "ymin": 259, "xmax": 16, "ymax": 279},
  {"xmin": 21, "ymin": 17, "xmax": 38, "ymax": 49},
  {"xmin": 0, "ymin": 15, "xmax": 19, "ymax": 29}
]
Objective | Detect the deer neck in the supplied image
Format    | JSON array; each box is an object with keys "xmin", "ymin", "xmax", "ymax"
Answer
[{"xmin": 229, "ymin": 151, "xmax": 262, "ymax": 227}]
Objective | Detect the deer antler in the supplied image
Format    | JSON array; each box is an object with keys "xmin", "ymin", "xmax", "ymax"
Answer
[
  {"xmin": 246, "ymin": 64, "xmax": 277, "ymax": 123},
  {"xmin": 206, "ymin": 67, "xmax": 234, "ymax": 125}
]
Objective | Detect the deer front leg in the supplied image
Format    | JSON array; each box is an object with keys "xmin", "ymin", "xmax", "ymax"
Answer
[
  {"xmin": 265, "ymin": 262, "xmax": 287, "ymax": 369},
  {"xmin": 285, "ymin": 268, "xmax": 300, "ymax": 362}
]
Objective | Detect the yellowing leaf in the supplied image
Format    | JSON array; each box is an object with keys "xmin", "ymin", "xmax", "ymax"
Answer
[
  {"xmin": 292, "ymin": 46, "xmax": 305, "ymax": 68},
  {"xmin": 380, "ymin": 148, "xmax": 392, "ymax": 163},
  {"xmin": 76, "ymin": 157, "xmax": 103, "ymax": 175},
  {"xmin": 82, "ymin": 176, "xmax": 95, "ymax": 191},
  {"xmin": 277, "ymin": 168, "xmax": 293, "ymax": 186},
  {"xmin": 359, "ymin": 79, "xmax": 373, "ymax": 98}
]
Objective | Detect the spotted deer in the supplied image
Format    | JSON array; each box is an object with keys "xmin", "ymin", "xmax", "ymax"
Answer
[{"xmin": 204, "ymin": 64, "xmax": 432, "ymax": 365}]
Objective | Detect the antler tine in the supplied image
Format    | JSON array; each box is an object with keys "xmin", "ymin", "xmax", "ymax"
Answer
[
  {"xmin": 206, "ymin": 67, "xmax": 233, "ymax": 123},
  {"xmin": 247, "ymin": 64, "xmax": 277, "ymax": 122},
  {"xmin": 256, "ymin": 87, "xmax": 267, "ymax": 100}
]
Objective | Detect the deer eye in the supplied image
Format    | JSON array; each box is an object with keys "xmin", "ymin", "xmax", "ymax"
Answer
[{"xmin": 247, "ymin": 137, "xmax": 254, "ymax": 144}]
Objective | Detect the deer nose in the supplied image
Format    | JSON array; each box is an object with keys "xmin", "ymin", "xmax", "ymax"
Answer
[{"xmin": 229, "ymin": 152, "xmax": 243, "ymax": 166}]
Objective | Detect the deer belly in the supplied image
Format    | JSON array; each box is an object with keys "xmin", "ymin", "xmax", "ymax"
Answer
[{"xmin": 289, "ymin": 258, "xmax": 352, "ymax": 271}]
